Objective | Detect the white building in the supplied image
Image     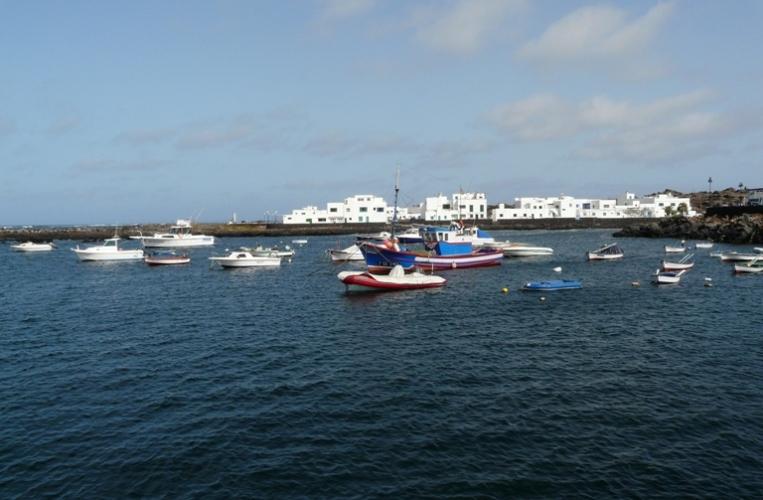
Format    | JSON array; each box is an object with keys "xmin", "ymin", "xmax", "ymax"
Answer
[
  {"xmin": 491, "ymin": 192, "xmax": 695, "ymax": 220},
  {"xmin": 420, "ymin": 192, "xmax": 488, "ymax": 221},
  {"xmin": 746, "ymin": 189, "xmax": 763, "ymax": 206},
  {"xmin": 282, "ymin": 194, "xmax": 394, "ymax": 224}
]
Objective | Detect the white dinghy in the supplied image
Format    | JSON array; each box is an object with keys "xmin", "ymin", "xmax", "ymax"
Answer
[
  {"xmin": 11, "ymin": 241, "xmax": 55, "ymax": 252},
  {"xmin": 329, "ymin": 244, "xmax": 364, "ymax": 262}
]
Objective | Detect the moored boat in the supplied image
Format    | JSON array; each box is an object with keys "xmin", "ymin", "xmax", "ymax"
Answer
[
  {"xmin": 501, "ymin": 244, "xmax": 554, "ymax": 257},
  {"xmin": 360, "ymin": 226, "xmax": 503, "ymax": 272},
  {"xmin": 755, "ymin": 247, "xmax": 763, "ymax": 254},
  {"xmin": 248, "ymin": 245, "xmax": 295, "ymax": 258},
  {"xmin": 695, "ymin": 242, "xmax": 714, "ymax": 249},
  {"xmin": 734, "ymin": 259, "xmax": 763, "ymax": 274},
  {"xmin": 144, "ymin": 251, "xmax": 190, "ymax": 266},
  {"xmin": 396, "ymin": 227, "xmax": 424, "ymax": 244},
  {"xmin": 652, "ymin": 269, "xmax": 686, "ymax": 284},
  {"xmin": 72, "ymin": 237, "xmax": 144, "ymax": 261},
  {"xmin": 131, "ymin": 219, "xmax": 215, "ymax": 248},
  {"xmin": 522, "ymin": 279, "xmax": 582, "ymax": 291},
  {"xmin": 292, "ymin": 239, "xmax": 308, "ymax": 245},
  {"xmin": 586, "ymin": 243, "xmax": 624, "ymax": 261},
  {"xmin": 338, "ymin": 265, "xmax": 446, "ymax": 292},
  {"xmin": 329, "ymin": 243, "xmax": 364, "ymax": 262},
  {"xmin": 661, "ymin": 253, "xmax": 694, "ymax": 271},
  {"xmin": 209, "ymin": 249, "xmax": 281, "ymax": 268},
  {"xmin": 664, "ymin": 243, "xmax": 687, "ymax": 253},
  {"xmin": 719, "ymin": 252, "xmax": 760, "ymax": 262},
  {"xmin": 10, "ymin": 241, "xmax": 55, "ymax": 252}
]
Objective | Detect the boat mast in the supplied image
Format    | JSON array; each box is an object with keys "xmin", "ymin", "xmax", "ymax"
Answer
[{"xmin": 391, "ymin": 167, "xmax": 400, "ymax": 239}]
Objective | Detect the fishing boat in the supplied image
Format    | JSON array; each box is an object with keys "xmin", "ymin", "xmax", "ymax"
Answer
[
  {"xmin": 586, "ymin": 243, "xmax": 624, "ymax": 261},
  {"xmin": 131, "ymin": 219, "xmax": 215, "ymax": 248},
  {"xmin": 522, "ymin": 279, "xmax": 582, "ymax": 291},
  {"xmin": 248, "ymin": 245, "xmax": 295, "ymax": 258},
  {"xmin": 734, "ymin": 259, "xmax": 763, "ymax": 274},
  {"xmin": 501, "ymin": 243, "xmax": 554, "ymax": 257},
  {"xmin": 661, "ymin": 253, "xmax": 694, "ymax": 271},
  {"xmin": 695, "ymin": 242, "xmax": 714, "ymax": 249},
  {"xmin": 664, "ymin": 243, "xmax": 687, "ymax": 253},
  {"xmin": 329, "ymin": 243, "xmax": 364, "ymax": 262},
  {"xmin": 209, "ymin": 249, "xmax": 281, "ymax": 268},
  {"xmin": 719, "ymin": 252, "xmax": 760, "ymax": 262},
  {"xmin": 10, "ymin": 241, "xmax": 55, "ymax": 252},
  {"xmin": 360, "ymin": 226, "xmax": 503, "ymax": 273},
  {"xmin": 144, "ymin": 251, "xmax": 190, "ymax": 266},
  {"xmin": 652, "ymin": 269, "xmax": 686, "ymax": 284},
  {"xmin": 72, "ymin": 237, "xmax": 144, "ymax": 261},
  {"xmin": 338, "ymin": 264, "xmax": 446, "ymax": 292}
]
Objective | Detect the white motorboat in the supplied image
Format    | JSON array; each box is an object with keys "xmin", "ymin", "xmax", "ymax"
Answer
[
  {"xmin": 338, "ymin": 264, "xmax": 446, "ymax": 292},
  {"xmin": 734, "ymin": 259, "xmax": 763, "ymax": 274},
  {"xmin": 587, "ymin": 243, "xmax": 624, "ymax": 261},
  {"xmin": 72, "ymin": 237, "xmax": 144, "ymax": 261},
  {"xmin": 664, "ymin": 244, "xmax": 687, "ymax": 253},
  {"xmin": 132, "ymin": 219, "xmax": 215, "ymax": 248},
  {"xmin": 501, "ymin": 243, "xmax": 554, "ymax": 257},
  {"xmin": 653, "ymin": 269, "xmax": 686, "ymax": 284},
  {"xmin": 10, "ymin": 241, "xmax": 55, "ymax": 252},
  {"xmin": 695, "ymin": 242, "xmax": 714, "ymax": 249},
  {"xmin": 329, "ymin": 244, "xmax": 364, "ymax": 262},
  {"xmin": 719, "ymin": 252, "xmax": 760, "ymax": 262},
  {"xmin": 209, "ymin": 249, "xmax": 281, "ymax": 268},
  {"xmin": 661, "ymin": 253, "xmax": 694, "ymax": 271},
  {"xmin": 247, "ymin": 245, "xmax": 295, "ymax": 258}
]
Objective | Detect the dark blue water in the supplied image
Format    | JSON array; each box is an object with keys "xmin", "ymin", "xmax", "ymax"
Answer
[{"xmin": 2, "ymin": 230, "xmax": 761, "ymax": 498}]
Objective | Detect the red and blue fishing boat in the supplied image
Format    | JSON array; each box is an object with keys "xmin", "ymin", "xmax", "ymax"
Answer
[{"xmin": 360, "ymin": 226, "xmax": 503, "ymax": 273}]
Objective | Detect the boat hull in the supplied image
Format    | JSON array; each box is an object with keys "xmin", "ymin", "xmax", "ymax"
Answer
[
  {"xmin": 522, "ymin": 280, "xmax": 582, "ymax": 291},
  {"xmin": 661, "ymin": 261, "xmax": 694, "ymax": 271},
  {"xmin": 73, "ymin": 250, "xmax": 144, "ymax": 261},
  {"xmin": 720, "ymin": 253, "xmax": 759, "ymax": 262},
  {"xmin": 139, "ymin": 236, "xmax": 215, "ymax": 248},
  {"xmin": 361, "ymin": 243, "xmax": 502, "ymax": 272},
  {"xmin": 653, "ymin": 270, "xmax": 685, "ymax": 284},
  {"xmin": 502, "ymin": 246, "xmax": 554, "ymax": 257},
  {"xmin": 145, "ymin": 256, "xmax": 190, "ymax": 265},
  {"xmin": 338, "ymin": 271, "xmax": 445, "ymax": 292},
  {"xmin": 11, "ymin": 243, "xmax": 54, "ymax": 252},
  {"xmin": 664, "ymin": 246, "xmax": 687, "ymax": 253},
  {"xmin": 734, "ymin": 264, "xmax": 763, "ymax": 273},
  {"xmin": 586, "ymin": 253, "xmax": 623, "ymax": 261},
  {"xmin": 329, "ymin": 246, "xmax": 364, "ymax": 262},
  {"xmin": 210, "ymin": 257, "xmax": 281, "ymax": 267}
]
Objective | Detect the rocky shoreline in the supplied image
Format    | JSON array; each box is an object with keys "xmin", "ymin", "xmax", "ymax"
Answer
[{"xmin": 614, "ymin": 214, "xmax": 763, "ymax": 244}]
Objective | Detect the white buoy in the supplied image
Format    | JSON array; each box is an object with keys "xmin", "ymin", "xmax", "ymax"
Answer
[{"xmin": 553, "ymin": 266, "xmax": 562, "ymax": 273}]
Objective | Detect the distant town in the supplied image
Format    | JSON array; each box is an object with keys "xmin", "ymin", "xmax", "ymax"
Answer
[{"xmin": 279, "ymin": 189, "xmax": 763, "ymax": 225}]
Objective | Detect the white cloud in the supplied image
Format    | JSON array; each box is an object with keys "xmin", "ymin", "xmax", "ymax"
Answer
[
  {"xmin": 414, "ymin": 0, "xmax": 527, "ymax": 54},
  {"xmin": 518, "ymin": 1, "xmax": 674, "ymax": 64},
  {"xmin": 489, "ymin": 89, "xmax": 760, "ymax": 163}
]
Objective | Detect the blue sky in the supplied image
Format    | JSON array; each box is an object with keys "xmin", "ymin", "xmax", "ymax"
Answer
[{"xmin": 2, "ymin": 0, "xmax": 762, "ymax": 224}]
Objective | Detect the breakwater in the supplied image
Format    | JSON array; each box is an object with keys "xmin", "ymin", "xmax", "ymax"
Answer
[
  {"xmin": 0, "ymin": 218, "xmax": 655, "ymax": 242},
  {"xmin": 614, "ymin": 214, "xmax": 763, "ymax": 244}
]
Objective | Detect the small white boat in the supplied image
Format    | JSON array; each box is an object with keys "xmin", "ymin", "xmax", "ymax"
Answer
[
  {"xmin": 247, "ymin": 245, "xmax": 295, "ymax": 258},
  {"xmin": 338, "ymin": 264, "xmax": 446, "ymax": 292},
  {"xmin": 209, "ymin": 249, "xmax": 281, "ymax": 268},
  {"xmin": 755, "ymin": 247, "xmax": 763, "ymax": 253},
  {"xmin": 719, "ymin": 252, "xmax": 760, "ymax": 262},
  {"xmin": 734, "ymin": 259, "xmax": 763, "ymax": 274},
  {"xmin": 144, "ymin": 251, "xmax": 190, "ymax": 266},
  {"xmin": 10, "ymin": 241, "xmax": 55, "ymax": 252},
  {"xmin": 661, "ymin": 253, "xmax": 694, "ymax": 271},
  {"xmin": 329, "ymin": 244, "xmax": 364, "ymax": 262},
  {"xmin": 72, "ymin": 237, "xmax": 144, "ymax": 261},
  {"xmin": 501, "ymin": 244, "xmax": 554, "ymax": 257},
  {"xmin": 664, "ymin": 244, "xmax": 687, "ymax": 253},
  {"xmin": 695, "ymin": 242, "xmax": 714, "ymax": 249},
  {"xmin": 587, "ymin": 243, "xmax": 624, "ymax": 261},
  {"xmin": 292, "ymin": 239, "xmax": 308, "ymax": 245},
  {"xmin": 653, "ymin": 269, "xmax": 686, "ymax": 284},
  {"xmin": 132, "ymin": 219, "xmax": 215, "ymax": 248}
]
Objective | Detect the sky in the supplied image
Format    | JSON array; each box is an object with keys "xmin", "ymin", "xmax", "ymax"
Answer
[{"xmin": 1, "ymin": 0, "xmax": 762, "ymax": 225}]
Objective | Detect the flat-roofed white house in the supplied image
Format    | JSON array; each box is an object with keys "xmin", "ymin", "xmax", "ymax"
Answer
[
  {"xmin": 420, "ymin": 192, "xmax": 488, "ymax": 221},
  {"xmin": 282, "ymin": 194, "xmax": 391, "ymax": 224},
  {"xmin": 746, "ymin": 189, "xmax": 763, "ymax": 206},
  {"xmin": 491, "ymin": 192, "xmax": 695, "ymax": 220}
]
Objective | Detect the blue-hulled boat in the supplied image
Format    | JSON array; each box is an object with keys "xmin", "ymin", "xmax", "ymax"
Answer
[
  {"xmin": 522, "ymin": 279, "xmax": 582, "ymax": 291},
  {"xmin": 360, "ymin": 226, "xmax": 503, "ymax": 273}
]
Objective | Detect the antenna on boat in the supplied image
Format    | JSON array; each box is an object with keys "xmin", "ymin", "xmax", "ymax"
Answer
[{"xmin": 391, "ymin": 166, "xmax": 400, "ymax": 239}]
